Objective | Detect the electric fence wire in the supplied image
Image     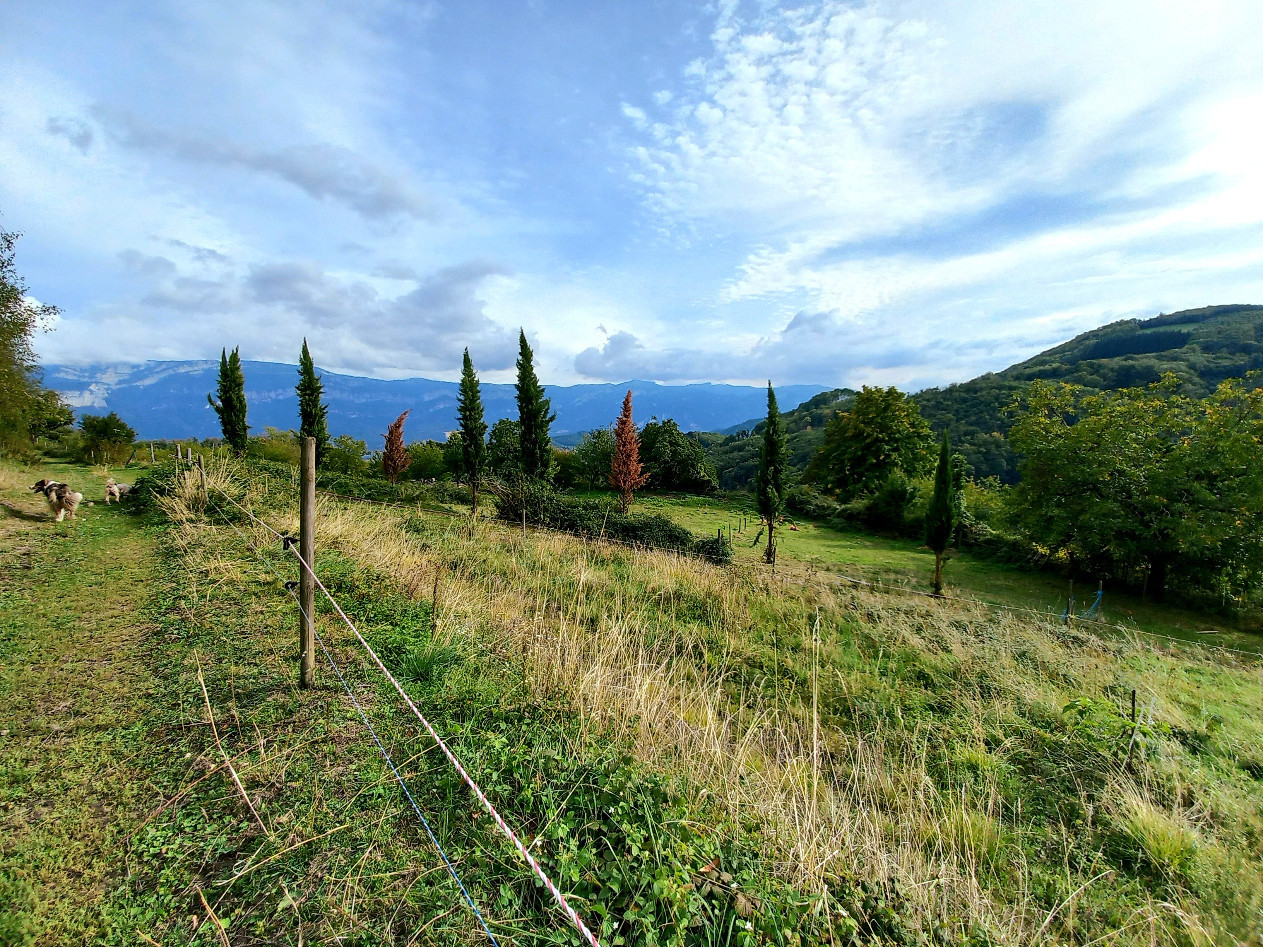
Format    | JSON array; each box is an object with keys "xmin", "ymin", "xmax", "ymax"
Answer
[
  {"xmin": 203, "ymin": 492, "xmax": 504, "ymax": 945},
  {"xmin": 283, "ymin": 538, "xmax": 604, "ymax": 947},
  {"xmin": 204, "ymin": 485, "xmax": 604, "ymax": 947}
]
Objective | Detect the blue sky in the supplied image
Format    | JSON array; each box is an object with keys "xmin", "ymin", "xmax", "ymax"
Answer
[{"xmin": 2, "ymin": 0, "xmax": 1262, "ymax": 390}]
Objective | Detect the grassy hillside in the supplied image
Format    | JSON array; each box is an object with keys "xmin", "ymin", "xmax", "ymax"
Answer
[
  {"xmin": 914, "ymin": 304, "xmax": 1263, "ymax": 481},
  {"xmin": 626, "ymin": 493, "xmax": 1263, "ymax": 655},
  {"xmin": 10, "ymin": 457, "xmax": 1261, "ymax": 945}
]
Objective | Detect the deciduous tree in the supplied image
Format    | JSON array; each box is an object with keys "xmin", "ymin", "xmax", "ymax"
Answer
[
  {"xmin": 0, "ymin": 229, "xmax": 61, "ymax": 454},
  {"xmin": 487, "ymin": 418, "xmax": 521, "ymax": 477},
  {"xmin": 1009, "ymin": 375, "xmax": 1263, "ymax": 600},
  {"xmin": 609, "ymin": 390, "xmax": 649, "ymax": 513},
  {"xmin": 574, "ymin": 428, "xmax": 615, "ymax": 490},
  {"xmin": 382, "ymin": 410, "xmax": 411, "ymax": 483},
  {"xmin": 79, "ymin": 412, "xmax": 137, "ymax": 466},
  {"xmin": 806, "ymin": 385, "xmax": 931, "ymax": 499},
  {"xmin": 640, "ymin": 419, "xmax": 719, "ymax": 494},
  {"xmin": 756, "ymin": 382, "xmax": 788, "ymax": 564}
]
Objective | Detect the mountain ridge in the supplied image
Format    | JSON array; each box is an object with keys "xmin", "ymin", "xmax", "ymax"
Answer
[{"xmin": 42, "ymin": 359, "xmax": 829, "ymax": 445}]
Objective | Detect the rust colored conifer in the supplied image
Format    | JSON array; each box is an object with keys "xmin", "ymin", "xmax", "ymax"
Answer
[
  {"xmin": 609, "ymin": 390, "xmax": 649, "ymax": 513},
  {"xmin": 382, "ymin": 410, "xmax": 411, "ymax": 483}
]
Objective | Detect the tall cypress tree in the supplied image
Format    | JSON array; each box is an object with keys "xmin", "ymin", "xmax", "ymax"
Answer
[
  {"xmin": 296, "ymin": 339, "xmax": 329, "ymax": 467},
  {"xmin": 756, "ymin": 382, "xmax": 787, "ymax": 564},
  {"xmin": 457, "ymin": 348, "xmax": 488, "ymax": 514},
  {"xmin": 925, "ymin": 431, "xmax": 955, "ymax": 596},
  {"xmin": 208, "ymin": 346, "xmax": 248, "ymax": 454},
  {"xmin": 515, "ymin": 329, "xmax": 555, "ymax": 480}
]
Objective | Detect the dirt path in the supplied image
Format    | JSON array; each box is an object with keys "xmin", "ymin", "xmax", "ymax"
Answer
[{"xmin": 0, "ymin": 468, "xmax": 159, "ymax": 946}]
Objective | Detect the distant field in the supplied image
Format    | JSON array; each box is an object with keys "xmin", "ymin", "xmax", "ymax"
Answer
[{"xmin": 621, "ymin": 492, "xmax": 1263, "ymax": 657}]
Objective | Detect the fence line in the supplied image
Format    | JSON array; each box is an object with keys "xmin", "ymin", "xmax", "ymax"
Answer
[
  {"xmin": 203, "ymin": 492, "xmax": 503, "ymax": 943},
  {"xmin": 283, "ymin": 539, "xmax": 604, "ymax": 947},
  {"xmin": 204, "ymin": 484, "xmax": 603, "ymax": 946}
]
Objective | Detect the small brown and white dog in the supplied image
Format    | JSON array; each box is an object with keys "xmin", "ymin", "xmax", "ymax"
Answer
[
  {"xmin": 30, "ymin": 479, "xmax": 84, "ymax": 522},
  {"xmin": 104, "ymin": 478, "xmax": 132, "ymax": 504}
]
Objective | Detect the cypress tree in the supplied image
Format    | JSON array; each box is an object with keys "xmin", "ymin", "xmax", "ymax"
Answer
[
  {"xmin": 610, "ymin": 389, "xmax": 649, "ymax": 513},
  {"xmin": 457, "ymin": 348, "xmax": 488, "ymax": 514},
  {"xmin": 208, "ymin": 346, "xmax": 248, "ymax": 454},
  {"xmin": 925, "ymin": 431, "xmax": 955, "ymax": 596},
  {"xmin": 296, "ymin": 339, "xmax": 330, "ymax": 467},
  {"xmin": 515, "ymin": 329, "xmax": 555, "ymax": 480},
  {"xmin": 756, "ymin": 382, "xmax": 787, "ymax": 564}
]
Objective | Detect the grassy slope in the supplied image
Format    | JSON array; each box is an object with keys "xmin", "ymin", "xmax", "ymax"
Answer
[
  {"xmin": 6, "ymin": 459, "xmax": 1263, "ymax": 946},
  {"xmin": 619, "ymin": 493, "xmax": 1263, "ymax": 656},
  {"xmin": 177, "ymin": 462, "xmax": 1263, "ymax": 943}
]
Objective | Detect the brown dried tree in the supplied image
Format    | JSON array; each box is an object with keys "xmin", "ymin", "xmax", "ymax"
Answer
[
  {"xmin": 382, "ymin": 410, "xmax": 411, "ymax": 483},
  {"xmin": 609, "ymin": 390, "xmax": 648, "ymax": 513}
]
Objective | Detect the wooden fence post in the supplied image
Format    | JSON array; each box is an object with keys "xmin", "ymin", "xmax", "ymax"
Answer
[
  {"xmin": 149, "ymin": 442, "xmax": 156, "ymax": 464},
  {"xmin": 197, "ymin": 454, "xmax": 207, "ymax": 502},
  {"xmin": 299, "ymin": 437, "xmax": 316, "ymax": 689}
]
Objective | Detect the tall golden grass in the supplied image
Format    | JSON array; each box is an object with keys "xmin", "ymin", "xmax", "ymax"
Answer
[{"xmin": 159, "ymin": 462, "xmax": 1263, "ymax": 946}]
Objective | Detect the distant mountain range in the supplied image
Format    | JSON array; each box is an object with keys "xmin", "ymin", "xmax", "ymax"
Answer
[{"xmin": 41, "ymin": 360, "xmax": 828, "ymax": 446}]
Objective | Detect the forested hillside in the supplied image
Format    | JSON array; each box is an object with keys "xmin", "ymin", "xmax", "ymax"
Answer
[
  {"xmin": 703, "ymin": 305, "xmax": 1263, "ymax": 488},
  {"xmin": 916, "ymin": 304, "xmax": 1263, "ymax": 480},
  {"xmin": 706, "ymin": 388, "xmax": 854, "ymax": 489}
]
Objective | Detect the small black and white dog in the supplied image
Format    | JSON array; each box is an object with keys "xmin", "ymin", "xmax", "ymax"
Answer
[{"xmin": 30, "ymin": 479, "xmax": 84, "ymax": 522}]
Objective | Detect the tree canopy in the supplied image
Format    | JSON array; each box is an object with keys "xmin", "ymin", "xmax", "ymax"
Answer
[
  {"xmin": 487, "ymin": 418, "xmax": 522, "ymax": 478},
  {"xmin": 640, "ymin": 419, "xmax": 718, "ymax": 494},
  {"xmin": 1008, "ymin": 374, "xmax": 1263, "ymax": 600},
  {"xmin": 806, "ymin": 385, "xmax": 932, "ymax": 500},
  {"xmin": 573, "ymin": 428, "xmax": 615, "ymax": 491},
  {"xmin": 0, "ymin": 229, "xmax": 64, "ymax": 454},
  {"xmin": 79, "ymin": 412, "xmax": 137, "ymax": 465}
]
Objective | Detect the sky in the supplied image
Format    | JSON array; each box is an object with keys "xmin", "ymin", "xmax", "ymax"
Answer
[{"xmin": 2, "ymin": 0, "xmax": 1262, "ymax": 390}]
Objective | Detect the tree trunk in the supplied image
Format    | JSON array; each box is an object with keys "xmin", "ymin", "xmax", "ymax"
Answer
[
  {"xmin": 471, "ymin": 481, "xmax": 478, "ymax": 517},
  {"xmin": 764, "ymin": 519, "xmax": 775, "ymax": 564},
  {"xmin": 932, "ymin": 551, "xmax": 943, "ymax": 596}
]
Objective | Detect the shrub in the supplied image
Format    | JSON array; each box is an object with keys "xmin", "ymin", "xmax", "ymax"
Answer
[
  {"xmin": 492, "ymin": 479, "xmax": 729, "ymax": 561},
  {"xmin": 863, "ymin": 470, "xmax": 918, "ymax": 533}
]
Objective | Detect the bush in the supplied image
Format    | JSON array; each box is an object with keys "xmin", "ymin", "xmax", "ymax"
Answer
[
  {"xmin": 863, "ymin": 470, "xmax": 918, "ymax": 533},
  {"xmin": 127, "ymin": 460, "xmax": 186, "ymax": 513},
  {"xmin": 493, "ymin": 479, "xmax": 730, "ymax": 562}
]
